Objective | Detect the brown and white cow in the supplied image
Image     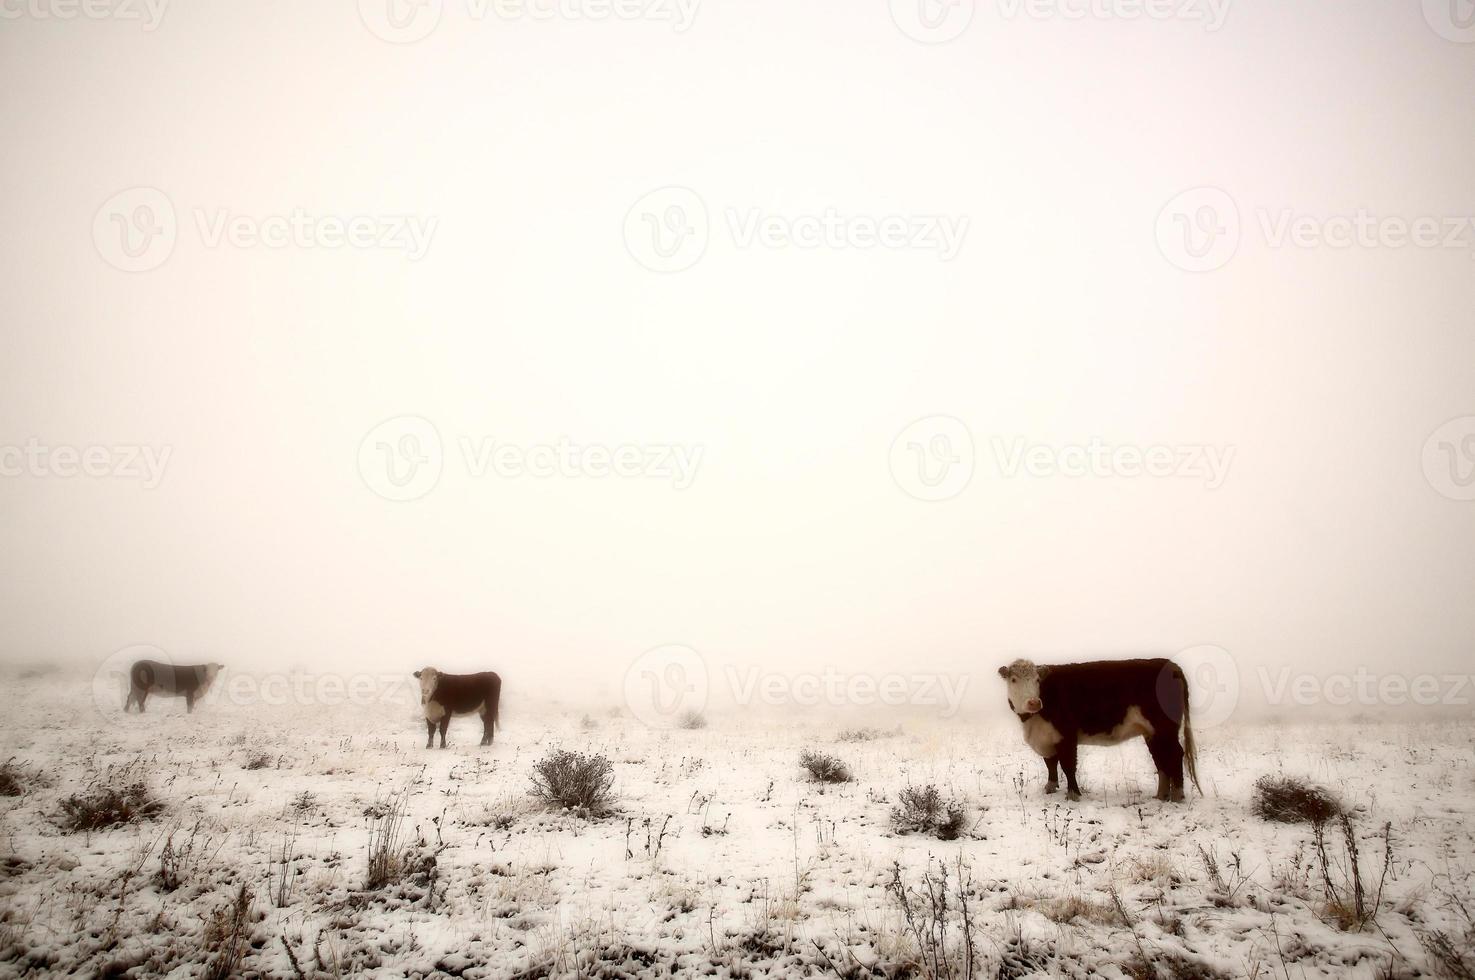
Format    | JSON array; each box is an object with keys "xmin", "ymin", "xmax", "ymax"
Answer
[
  {"xmin": 413, "ymin": 667, "xmax": 501, "ymax": 748},
  {"xmin": 124, "ymin": 660, "xmax": 224, "ymax": 713},
  {"xmin": 997, "ymin": 657, "xmax": 1200, "ymax": 802}
]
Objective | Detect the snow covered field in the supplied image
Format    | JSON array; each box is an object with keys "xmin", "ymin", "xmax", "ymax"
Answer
[{"xmin": 2, "ymin": 669, "xmax": 1473, "ymax": 979}]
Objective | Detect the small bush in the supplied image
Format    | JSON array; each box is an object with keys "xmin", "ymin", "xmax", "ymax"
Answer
[
  {"xmin": 57, "ymin": 781, "xmax": 163, "ymax": 832},
  {"xmin": 243, "ymin": 751, "xmax": 273, "ymax": 771},
  {"xmin": 836, "ymin": 726, "xmax": 893, "ymax": 743},
  {"xmin": 676, "ymin": 710, "xmax": 707, "ymax": 730},
  {"xmin": 0, "ymin": 760, "xmax": 32, "ymax": 797},
  {"xmin": 1252, "ymin": 775, "xmax": 1341, "ymax": 825},
  {"xmin": 530, "ymin": 750, "xmax": 616, "ymax": 817},
  {"xmin": 578, "ymin": 713, "xmax": 600, "ymax": 731},
  {"xmin": 798, "ymin": 750, "xmax": 852, "ymax": 784},
  {"xmin": 891, "ymin": 784, "xmax": 966, "ymax": 840}
]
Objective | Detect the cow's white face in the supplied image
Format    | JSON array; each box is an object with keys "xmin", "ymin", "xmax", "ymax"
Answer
[
  {"xmin": 414, "ymin": 667, "xmax": 440, "ymax": 704},
  {"xmin": 997, "ymin": 659, "xmax": 1048, "ymax": 715},
  {"xmin": 201, "ymin": 663, "xmax": 224, "ymax": 693}
]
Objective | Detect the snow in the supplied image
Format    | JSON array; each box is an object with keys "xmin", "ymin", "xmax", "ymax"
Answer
[{"xmin": 1, "ymin": 669, "xmax": 1472, "ymax": 978}]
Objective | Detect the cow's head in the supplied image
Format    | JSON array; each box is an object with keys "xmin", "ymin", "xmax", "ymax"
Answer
[
  {"xmin": 997, "ymin": 659, "xmax": 1049, "ymax": 716},
  {"xmin": 413, "ymin": 667, "xmax": 440, "ymax": 704},
  {"xmin": 201, "ymin": 663, "xmax": 224, "ymax": 692}
]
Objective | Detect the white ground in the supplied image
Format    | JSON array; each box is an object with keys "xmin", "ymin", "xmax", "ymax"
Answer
[{"xmin": 2, "ymin": 670, "xmax": 1473, "ymax": 978}]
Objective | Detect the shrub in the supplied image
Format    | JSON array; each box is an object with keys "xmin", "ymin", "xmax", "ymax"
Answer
[
  {"xmin": 798, "ymin": 750, "xmax": 852, "ymax": 784},
  {"xmin": 243, "ymin": 751, "xmax": 273, "ymax": 771},
  {"xmin": 891, "ymin": 784, "xmax": 966, "ymax": 840},
  {"xmin": 57, "ymin": 781, "xmax": 162, "ymax": 832},
  {"xmin": 676, "ymin": 710, "xmax": 707, "ymax": 730},
  {"xmin": 836, "ymin": 726, "xmax": 893, "ymax": 743},
  {"xmin": 530, "ymin": 750, "xmax": 616, "ymax": 817},
  {"xmin": 0, "ymin": 760, "xmax": 30, "ymax": 797},
  {"xmin": 1252, "ymin": 775, "xmax": 1341, "ymax": 825}
]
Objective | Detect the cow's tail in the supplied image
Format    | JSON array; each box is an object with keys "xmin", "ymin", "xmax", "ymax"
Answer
[
  {"xmin": 1180, "ymin": 666, "xmax": 1202, "ymax": 795},
  {"xmin": 491, "ymin": 679, "xmax": 502, "ymax": 731}
]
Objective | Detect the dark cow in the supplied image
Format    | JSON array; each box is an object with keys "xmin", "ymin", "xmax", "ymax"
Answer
[
  {"xmin": 124, "ymin": 660, "xmax": 224, "ymax": 713},
  {"xmin": 413, "ymin": 667, "xmax": 501, "ymax": 748},
  {"xmin": 997, "ymin": 657, "xmax": 1200, "ymax": 802}
]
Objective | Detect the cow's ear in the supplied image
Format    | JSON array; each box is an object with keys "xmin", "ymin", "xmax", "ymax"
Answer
[
  {"xmin": 1036, "ymin": 665, "xmax": 1052, "ymax": 679},
  {"xmin": 413, "ymin": 670, "xmax": 421, "ymax": 678},
  {"xmin": 996, "ymin": 666, "xmax": 1009, "ymax": 678}
]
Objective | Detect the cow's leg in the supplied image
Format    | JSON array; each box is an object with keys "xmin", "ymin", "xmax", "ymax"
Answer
[
  {"xmin": 1044, "ymin": 756, "xmax": 1059, "ymax": 794},
  {"xmin": 136, "ymin": 689, "xmax": 148, "ymax": 713},
  {"xmin": 480, "ymin": 710, "xmax": 493, "ymax": 746},
  {"xmin": 425, "ymin": 719, "xmax": 436, "ymax": 749},
  {"xmin": 124, "ymin": 688, "xmax": 136, "ymax": 712},
  {"xmin": 1147, "ymin": 733, "xmax": 1186, "ymax": 802},
  {"xmin": 185, "ymin": 691, "xmax": 195, "ymax": 714},
  {"xmin": 1058, "ymin": 739, "xmax": 1081, "ymax": 801},
  {"xmin": 438, "ymin": 716, "xmax": 450, "ymax": 749}
]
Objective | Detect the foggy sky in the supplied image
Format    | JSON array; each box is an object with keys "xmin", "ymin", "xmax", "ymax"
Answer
[{"xmin": 1, "ymin": 0, "xmax": 1472, "ymax": 710}]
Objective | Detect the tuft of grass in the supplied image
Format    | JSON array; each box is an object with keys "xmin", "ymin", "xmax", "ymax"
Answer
[
  {"xmin": 366, "ymin": 787, "xmax": 413, "ymax": 890},
  {"xmin": 57, "ymin": 781, "xmax": 163, "ymax": 832},
  {"xmin": 0, "ymin": 760, "xmax": 34, "ymax": 797},
  {"xmin": 243, "ymin": 750, "xmax": 274, "ymax": 771},
  {"xmin": 676, "ymin": 710, "xmax": 707, "ymax": 730},
  {"xmin": 1252, "ymin": 775, "xmax": 1342, "ymax": 824},
  {"xmin": 835, "ymin": 726, "xmax": 895, "ymax": 743},
  {"xmin": 891, "ymin": 784, "xmax": 966, "ymax": 840},
  {"xmin": 202, "ymin": 882, "xmax": 255, "ymax": 980},
  {"xmin": 529, "ymin": 750, "xmax": 616, "ymax": 817},
  {"xmin": 798, "ymin": 750, "xmax": 852, "ymax": 784}
]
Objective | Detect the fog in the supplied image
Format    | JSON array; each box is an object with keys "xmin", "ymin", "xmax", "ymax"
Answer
[{"xmin": 1, "ymin": 0, "xmax": 1472, "ymax": 721}]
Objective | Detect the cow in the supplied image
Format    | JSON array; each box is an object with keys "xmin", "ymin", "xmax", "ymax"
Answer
[
  {"xmin": 997, "ymin": 657, "xmax": 1200, "ymax": 802},
  {"xmin": 124, "ymin": 660, "xmax": 224, "ymax": 713},
  {"xmin": 413, "ymin": 667, "xmax": 501, "ymax": 748}
]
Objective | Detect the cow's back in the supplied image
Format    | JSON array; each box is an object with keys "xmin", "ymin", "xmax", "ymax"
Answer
[
  {"xmin": 1041, "ymin": 658, "xmax": 1182, "ymax": 732},
  {"xmin": 130, "ymin": 660, "xmax": 206, "ymax": 694},
  {"xmin": 434, "ymin": 671, "xmax": 501, "ymax": 712}
]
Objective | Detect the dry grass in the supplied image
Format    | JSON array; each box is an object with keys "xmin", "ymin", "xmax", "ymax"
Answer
[
  {"xmin": 57, "ymin": 781, "xmax": 163, "ymax": 833},
  {"xmin": 798, "ymin": 750, "xmax": 852, "ymax": 784},
  {"xmin": 891, "ymin": 784, "xmax": 966, "ymax": 840},
  {"xmin": 1252, "ymin": 775, "xmax": 1341, "ymax": 824},
  {"xmin": 529, "ymin": 750, "xmax": 616, "ymax": 817}
]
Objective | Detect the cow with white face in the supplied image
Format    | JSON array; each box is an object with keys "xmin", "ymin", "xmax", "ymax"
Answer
[
  {"xmin": 413, "ymin": 667, "xmax": 501, "ymax": 749},
  {"xmin": 998, "ymin": 657, "xmax": 1200, "ymax": 802}
]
